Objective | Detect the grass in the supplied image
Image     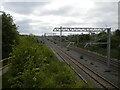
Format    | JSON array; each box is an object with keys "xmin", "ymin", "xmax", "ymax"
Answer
[{"xmin": 78, "ymin": 44, "xmax": 120, "ymax": 60}]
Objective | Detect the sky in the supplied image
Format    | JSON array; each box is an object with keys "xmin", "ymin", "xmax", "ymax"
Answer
[{"xmin": 0, "ymin": 0, "xmax": 120, "ymax": 36}]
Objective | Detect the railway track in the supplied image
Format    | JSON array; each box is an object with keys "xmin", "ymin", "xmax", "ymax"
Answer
[
  {"xmin": 53, "ymin": 40, "xmax": 120, "ymax": 71},
  {"xmin": 68, "ymin": 46, "xmax": 120, "ymax": 71},
  {"xmin": 45, "ymin": 39, "xmax": 88, "ymax": 85},
  {"xmin": 46, "ymin": 39, "xmax": 120, "ymax": 89}
]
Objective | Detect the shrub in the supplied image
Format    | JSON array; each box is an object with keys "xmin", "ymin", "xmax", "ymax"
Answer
[{"xmin": 4, "ymin": 35, "xmax": 92, "ymax": 88}]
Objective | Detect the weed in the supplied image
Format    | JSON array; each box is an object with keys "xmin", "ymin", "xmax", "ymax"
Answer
[
  {"xmin": 80, "ymin": 56, "xmax": 84, "ymax": 59},
  {"xmin": 67, "ymin": 49, "xmax": 70, "ymax": 51},
  {"xmin": 95, "ymin": 65, "xmax": 98, "ymax": 67},
  {"xmin": 90, "ymin": 62, "xmax": 94, "ymax": 65}
]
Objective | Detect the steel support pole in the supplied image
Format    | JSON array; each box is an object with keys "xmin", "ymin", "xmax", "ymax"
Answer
[
  {"xmin": 60, "ymin": 26, "xmax": 62, "ymax": 48},
  {"xmin": 107, "ymin": 28, "xmax": 111, "ymax": 68},
  {"xmin": 44, "ymin": 33, "xmax": 46, "ymax": 39},
  {"xmin": 77, "ymin": 34, "xmax": 79, "ymax": 45}
]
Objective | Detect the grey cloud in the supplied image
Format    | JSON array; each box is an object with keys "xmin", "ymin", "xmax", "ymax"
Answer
[
  {"xmin": 86, "ymin": 2, "xmax": 117, "ymax": 20},
  {"xmin": 2, "ymin": 1, "xmax": 118, "ymax": 35},
  {"xmin": 41, "ymin": 6, "xmax": 73, "ymax": 16},
  {"xmin": 16, "ymin": 19, "xmax": 32, "ymax": 33},
  {"xmin": 24, "ymin": 26, "xmax": 53, "ymax": 35},
  {"xmin": 16, "ymin": 19, "xmax": 52, "ymax": 34},
  {"xmin": 83, "ymin": 2, "xmax": 118, "ymax": 28},
  {"xmin": 38, "ymin": 26, "xmax": 52, "ymax": 33},
  {"xmin": 3, "ymin": 2, "xmax": 48, "ymax": 14},
  {"xmin": 61, "ymin": 21, "xmax": 84, "ymax": 26},
  {"xmin": 118, "ymin": 1, "xmax": 120, "ymax": 29}
]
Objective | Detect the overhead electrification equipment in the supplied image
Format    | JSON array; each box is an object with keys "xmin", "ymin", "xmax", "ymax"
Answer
[{"xmin": 53, "ymin": 26, "xmax": 111, "ymax": 69}]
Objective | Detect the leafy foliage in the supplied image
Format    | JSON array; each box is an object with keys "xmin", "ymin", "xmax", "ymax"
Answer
[
  {"xmin": 67, "ymin": 34, "xmax": 91, "ymax": 44},
  {"xmin": 2, "ymin": 12, "xmax": 19, "ymax": 59},
  {"xmin": 111, "ymin": 29, "xmax": 120, "ymax": 48},
  {"xmin": 4, "ymin": 35, "xmax": 91, "ymax": 88}
]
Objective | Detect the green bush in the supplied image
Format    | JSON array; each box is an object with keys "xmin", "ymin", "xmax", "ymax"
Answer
[
  {"xmin": 2, "ymin": 12, "xmax": 19, "ymax": 59},
  {"xmin": 3, "ymin": 35, "xmax": 92, "ymax": 88}
]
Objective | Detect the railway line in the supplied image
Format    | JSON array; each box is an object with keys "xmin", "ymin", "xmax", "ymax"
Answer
[
  {"xmin": 52, "ymin": 39, "xmax": 120, "ymax": 71},
  {"xmin": 42, "ymin": 38, "xmax": 101, "ymax": 88},
  {"xmin": 44, "ymin": 38, "xmax": 120, "ymax": 89},
  {"xmin": 68, "ymin": 46, "xmax": 120, "ymax": 71},
  {"xmin": 1, "ymin": 37, "xmax": 119, "ymax": 89},
  {"xmin": 49, "ymin": 44, "xmax": 88, "ymax": 85},
  {"xmin": 45, "ymin": 39, "xmax": 90, "ymax": 86}
]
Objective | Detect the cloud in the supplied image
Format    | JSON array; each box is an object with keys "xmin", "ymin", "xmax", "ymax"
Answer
[
  {"xmin": 119, "ymin": 1, "xmax": 120, "ymax": 29},
  {"xmin": 61, "ymin": 20, "xmax": 84, "ymax": 26},
  {"xmin": 87, "ymin": 2, "xmax": 117, "ymax": 18},
  {"xmin": 16, "ymin": 19, "xmax": 32, "ymax": 33},
  {"xmin": 40, "ymin": 5, "xmax": 73, "ymax": 16},
  {"xmin": 3, "ymin": 2, "xmax": 48, "ymax": 15},
  {"xmin": 2, "ymin": 1, "xmax": 118, "ymax": 35},
  {"xmin": 81, "ymin": 2, "xmax": 118, "ymax": 29}
]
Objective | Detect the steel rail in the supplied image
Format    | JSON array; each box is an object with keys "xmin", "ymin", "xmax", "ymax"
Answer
[
  {"xmin": 46, "ymin": 39, "xmax": 88, "ymax": 85},
  {"xmin": 46, "ymin": 39, "xmax": 119, "ymax": 89},
  {"xmin": 67, "ymin": 46, "xmax": 120, "ymax": 70},
  {"xmin": 58, "ymin": 48, "xmax": 119, "ymax": 89}
]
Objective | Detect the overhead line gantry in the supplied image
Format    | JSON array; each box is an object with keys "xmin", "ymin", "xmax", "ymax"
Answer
[{"xmin": 53, "ymin": 26, "xmax": 111, "ymax": 69}]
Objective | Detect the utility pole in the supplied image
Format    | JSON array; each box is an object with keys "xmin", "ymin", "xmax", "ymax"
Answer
[
  {"xmin": 107, "ymin": 28, "xmax": 111, "ymax": 69},
  {"xmin": 60, "ymin": 26, "xmax": 62, "ymax": 48},
  {"xmin": 77, "ymin": 34, "xmax": 79, "ymax": 45}
]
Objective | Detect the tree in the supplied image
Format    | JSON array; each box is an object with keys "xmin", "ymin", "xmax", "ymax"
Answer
[
  {"xmin": 2, "ymin": 11, "xmax": 19, "ymax": 59},
  {"xmin": 113, "ymin": 29, "xmax": 120, "ymax": 36},
  {"xmin": 111, "ymin": 29, "xmax": 120, "ymax": 48}
]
